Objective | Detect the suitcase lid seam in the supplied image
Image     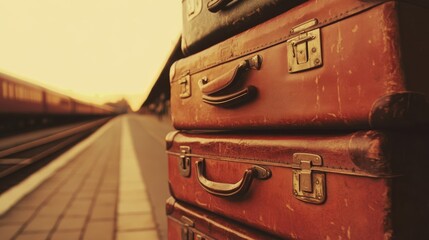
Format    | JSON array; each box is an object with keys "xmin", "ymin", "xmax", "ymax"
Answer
[{"xmin": 167, "ymin": 151, "xmax": 401, "ymax": 178}]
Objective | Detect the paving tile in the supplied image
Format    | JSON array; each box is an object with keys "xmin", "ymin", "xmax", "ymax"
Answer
[
  {"xmin": 57, "ymin": 182, "xmax": 82, "ymax": 193},
  {"xmin": 23, "ymin": 215, "xmax": 58, "ymax": 232},
  {"xmin": 73, "ymin": 167, "xmax": 91, "ymax": 175},
  {"xmin": 85, "ymin": 172, "xmax": 103, "ymax": 180},
  {"xmin": 83, "ymin": 220, "xmax": 114, "ymax": 240},
  {"xmin": 49, "ymin": 175, "xmax": 71, "ymax": 183},
  {"xmin": 50, "ymin": 230, "xmax": 81, "ymax": 240},
  {"xmin": 100, "ymin": 178, "xmax": 118, "ymax": 184},
  {"xmin": 104, "ymin": 174, "xmax": 119, "ymax": 181},
  {"xmin": 91, "ymin": 204, "xmax": 115, "ymax": 220},
  {"xmin": 120, "ymin": 174, "xmax": 146, "ymax": 183},
  {"xmin": 116, "ymin": 230, "xmax": 159, "ymax": 240},
  {"xmin": 117, "ymin": 214, "xmax": 156, "ymax": 231},
  {"xmin": 118, "ymin": 191, "xmax": 147, "ymax": 198},
  {"xmin": 48, "ymin": 193, "xmax": 73, "ymax": 204},
  {"xmin": 83, "ymin": 179, "xmax": 101, "ymax": 185},
  {"xmin": 118, "ymin": 190, "xmax": 149, "ymax": 197},
  {"xmin": 16, "ymin": 191, "xmax": 52, "ymax": 208},
  {"xmin": 80, "ymin": 185, "xmax": 99, "ymax": 193},
  {"xmin": 64, "ymin": 199, "xmax": 91, "ymax": 217},
  {"xmin": 118, "ymin": 201, "xmax": 152, "ymax": 214},
  {"xmin": 95, "ymin": 192, "xmax": 117, "ymax": 205},
  {"xmin": 119, "ymin": 194, "xmax": 149, "ymax": 202},
  {"xmin": 74, "ymin": 190, "xmax": 96, "ymax": 200},
  {"xmin": 32, "ymin": 184, "xmax": 59, "ymax": 194},
  {"xmin": 0, "ymin": 224, "xmax": 21, "ymax": 240},
  {"xmin": 56, "ymin": 216, "xmax": 86, "ymax": 231},
  {"xmin": 37, "ymin": 204, "xmax": 67, "ymax": 216},
  {"xmin": 15, "ymin": 232, "xmax": 49, "ymax": 240},
  {"xmin": 101, "ymin": 178, "xmax": 119, "ymax": 184},
  {"xmin": 120, "ymin": 183, "xmax": 146, "ymax": 192},
  {"xmin": 81, "ymin": 178, "xmax": 100, "ymax": 186},
  {"xmin": 73, "ymin": 169, "xmax": 90, "ymax": 175},
  {"xmin": 106, "ymin": 164, "xmax": 119, "ymax": 170},
  {"xmin": 99, "ymin": 184, "xmax": 118, "ymax": 192},
  {"xmin": 0, "ymin": 208, "xmax": 35, "ymax": 224},
  {"xmin": 54, "ymin": 169, "xmax": 75, "ymax": 176},
  {"xmin": 15, "ymin": 199, "xmax": 44, "ymax": 209}
]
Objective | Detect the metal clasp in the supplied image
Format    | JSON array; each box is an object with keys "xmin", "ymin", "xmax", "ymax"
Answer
[
  {"xmin": 179, "ymin": 146, "xmax": 191, "ymax": 177},
  {"xmin": 292, "ymin": 153, "xmax": 326, "ymax": 204},
  {"xmin": 179, "ymin": 74, "xmax": 191, "ymax": 98},
  {"xmin": 181, "ymin": 216, "xmax": 195, "ymax": 240},
  {"xmin": 287, "ymin": 19, "xmax": 322, "ymax": 73}
]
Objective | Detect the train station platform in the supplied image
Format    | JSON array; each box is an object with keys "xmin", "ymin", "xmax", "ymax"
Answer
[{"xmin": 0, "ymin": 114, "xmax": 173, "ymax": 240}]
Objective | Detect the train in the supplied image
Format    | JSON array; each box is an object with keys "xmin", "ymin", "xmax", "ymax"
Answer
[{"xmin": 0, "ymin": 72, "xmax": 115, "ymax": 116}]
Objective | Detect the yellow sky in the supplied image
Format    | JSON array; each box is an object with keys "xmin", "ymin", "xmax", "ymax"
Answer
[{"xmin": 0, "ymin": 0, "xmax": 182, "ymax": 111}]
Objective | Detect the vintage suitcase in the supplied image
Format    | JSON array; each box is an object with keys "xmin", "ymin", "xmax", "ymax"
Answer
[
  {"xmin": 167, "ymin": 197, "xmax": 280, "ymax": 239},
  {"xmin": 181, "ymin": 0, "xmax": 304, "ymax": 56},
  {"xmin": 166, "ymin": 130, "xmax": 429, "ymax": 239},
  {"xmin": 171, "ymin": 0, "xmax": 429, "ymax": 130}
]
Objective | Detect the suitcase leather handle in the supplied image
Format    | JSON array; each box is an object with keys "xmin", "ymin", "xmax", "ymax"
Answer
[
  {"xmin": 199, "ymin": 55, "xmax": 261, "ymax": 95},
  {"xmin": 202, "ymin": 86, "xmax": 256, "ymax": 107},
  {"xmin": 207, "ymin": 0, "xmax": 234, "ymax": 12},
  {"xmin": 199, "ymin": 55, "xmax": 261, "ymax": 107},
  {"xmin": 196, "ymin": 159, "xmax": 271, "ymax": 197}
]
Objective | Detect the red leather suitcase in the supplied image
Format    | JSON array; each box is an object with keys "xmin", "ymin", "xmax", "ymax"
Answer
[
  {"xmin": 170, "ymin": 0, "xmax": 429, "ymax": 130},
  {"xmin": 166, "ymin": 130, "xmax": 429, "ymax": 239},
  {"xmin": 166, "ymin": 197, "xmax": 280, "ymax": 239},
  {"xmin": 181, "ymin": 0, "xmax": 304, "ymax": 56}
]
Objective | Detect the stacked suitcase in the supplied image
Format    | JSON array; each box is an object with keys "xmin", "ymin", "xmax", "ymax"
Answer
[{"xmin": 166, "ymin": 0, "xmax": 429, "ymax": 239}]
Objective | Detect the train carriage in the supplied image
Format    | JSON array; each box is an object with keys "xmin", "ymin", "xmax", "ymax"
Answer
[
  {"xmin": 0, "ymin": 73, "xmax": 44, "ymax": 114},
  {"xmin": 0, "ymin": 72, "xmax": 115, "ymax": 116}
]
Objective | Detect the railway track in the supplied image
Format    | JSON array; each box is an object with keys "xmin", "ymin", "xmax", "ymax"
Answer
[{"xmin": 0, "ymin": 117, "xmax": 112, "ymax": 193}]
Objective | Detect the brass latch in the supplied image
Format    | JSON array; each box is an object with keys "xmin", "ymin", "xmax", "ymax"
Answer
[
  {"xmin": 181, "ymin": 216, "xmax": 207, "ymax": 240},
  {"xmin": 179, "ymin": 146, "xmax": 191, "ymax": 177},
  {"xmin": 181, "ymin": 216, "xmax": 194, "ymax": 240},
  {"xmin": 292, "ymin": 153, "xmax": 326, "ymax": 204},
  {"xmin": 179, "ymin": 74, "xmax": 191, "ymax": 98},
  {"xmin": 287, "ymin": 19, "xmax": 322, "ymax": 73}
]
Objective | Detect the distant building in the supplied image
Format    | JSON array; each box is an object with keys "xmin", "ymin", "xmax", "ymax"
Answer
[{"xmin": 105, "ymin": 98, "xmax": 131, "ymax": 114}]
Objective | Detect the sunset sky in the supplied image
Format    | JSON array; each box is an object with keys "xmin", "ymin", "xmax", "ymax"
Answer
[{"xmin": 0, "ymin": 0, "xmax": 181, "ymax": 111}]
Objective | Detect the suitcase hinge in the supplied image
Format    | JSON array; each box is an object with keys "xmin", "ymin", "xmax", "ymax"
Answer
[
  {"xmin": 287, "ymin": 19, "xmax": 322, "ymax": 73},
  {"xmin": 179, "ymin": 73, "xmax": 191, "ymax": 99},
  {"xmin": 292, "ymin": 153, "xmax": 326, "ymax": 204},
  {"xmin": 179, "ymin": 146, "xmax": 191, "ymax": 177},
  {"xmin": 181, "ymin": 216, "xmax": 195, "ymax": 240}
]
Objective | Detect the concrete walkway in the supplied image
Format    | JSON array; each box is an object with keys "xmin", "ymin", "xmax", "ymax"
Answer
[{"xmin": 0, "ymin": 116, "xmax": 159, "ymax": 240}]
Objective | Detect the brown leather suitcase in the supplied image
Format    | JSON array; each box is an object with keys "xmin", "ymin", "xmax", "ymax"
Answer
[
  {"xmin": 166, "ymin": 130, "xmax": 429, "ymax": 239},
  {"xmin": 170, "ymin": 0, "xmax": 429, "ymax": 130},
  {"xmin": 166, "ymin": 197, "xmax": 280, "ymax": 239},
  {"xmin": 181, "ymin": 0, "xmax": 304, "ymax": 56}
]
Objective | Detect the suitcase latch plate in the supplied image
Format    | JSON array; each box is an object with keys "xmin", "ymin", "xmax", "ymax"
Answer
[
  {"xmin": 179, "ymin": 74, "xmax": 191, "ymax": 99},
  {"xmin": 181, "ymin": 216, "xmax": 195, "ymax": 240},
  {"xmin": 180, "ymin": 215, "xmax": 208, "ymax": 240},
  {"xmin": 287, "ymin": 19, "xmax": 322, "ymax": 73},
  {"xmin": 179, "ymin": 146, "xmax": 191, "ymax": 177},
  {"xmin": 292, "ymin": 153, "xmax": 326, "ymax": 204}
]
